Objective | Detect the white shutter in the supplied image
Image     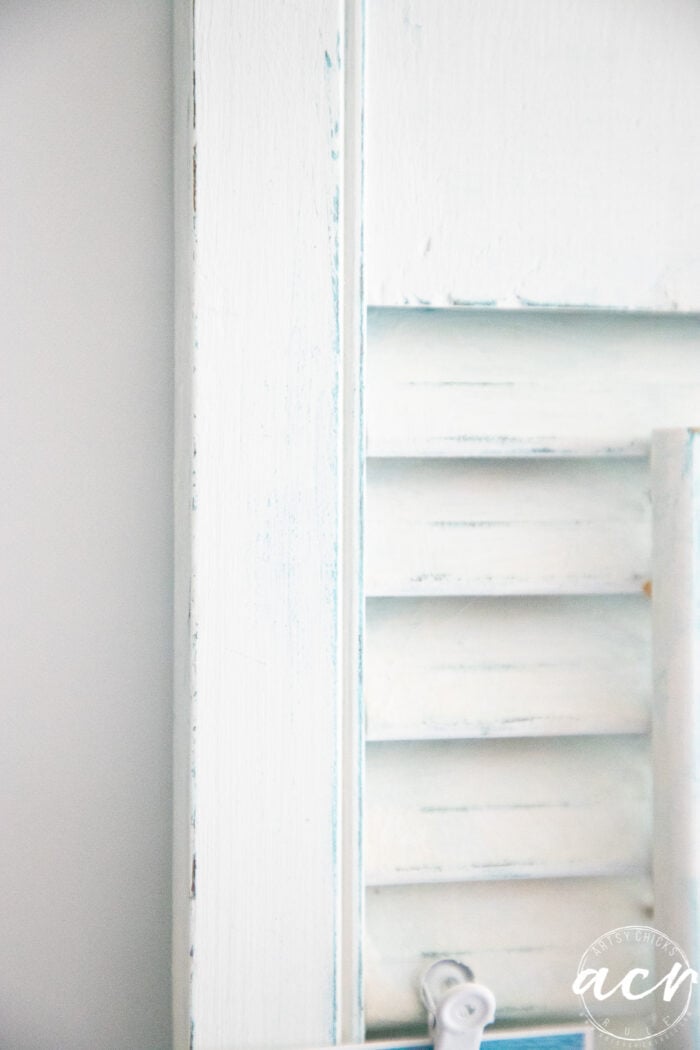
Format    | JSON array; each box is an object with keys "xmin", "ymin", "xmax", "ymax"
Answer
[
  {"xmin": 362, "ymin": 1, "xmax": 700, "ymax": 1035},
  {"xmin": 173, "ymin": 2, "xmax": 355, "ymax": 1046},
  {"xmin": 174, "ymin": 2, "xmax": 700, "ymax": 1045},
  {"xmin": 362, "ymin": 307, "xmax": 700, "ymax": 1033},
  {"xmin": 365, "ymin": 1, "xmax": 700, "ymax": 312},
  {"xmin": 651, "ymin": 430, "xmax": 700, "ymax": 1003}
]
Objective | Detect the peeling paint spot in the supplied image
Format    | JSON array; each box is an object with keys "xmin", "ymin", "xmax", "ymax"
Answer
[
  {"xmin": 446, "ymin": 296, "xmax": 498, "ymax": 308},
  {"xmin": 514, "ymin": 295, "xmax": 631, "ymax": 312}
]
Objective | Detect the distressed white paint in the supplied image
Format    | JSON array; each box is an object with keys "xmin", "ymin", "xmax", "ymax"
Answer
[
  {"xmin": 368, "ymin": 309, "xmax": 700, "ymax": 457},
  {"xmin": 173, "ymin": 4, "xmax": 700, "ymax": 1043},
  {"xmin": 366, "ymin": 458, "xmax": 650, "ymax": 597},
  {"xmin": 366, "ymin": 737, "xmax": 650, "ymax": 885},
  {"xmin": 651, "ymin": 429, "xmax": 700, "ymax": 1050},
  {"xmin": 366, "ymin": 0, "xmax": 700, "ymax": 310},
  {"xmin": 340, "ymin": 0, "xmax": 366, "ymax": 1041},
  {"xmin": 174, "ymin": 1, "xmax": 349, "ymax": 1046},
  {"xmin": 172, "ymin": 0, "xmax": 194, "ymax": 1046},
  {"xmin": 366, "ymin": 596, "xmax": 650, "ymax": 741},
  {"xmin": 365, "ymin": 877, "xmax": 652, "ymax": 1030},
  {"xmin": 362, "ymin": 304, "xmax": 667, "ymax": 1035}
]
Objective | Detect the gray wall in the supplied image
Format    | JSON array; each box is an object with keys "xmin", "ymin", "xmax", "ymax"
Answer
[{"xmin": 0, "ymin": 3, "xmax": 173, "ymax": 1047}]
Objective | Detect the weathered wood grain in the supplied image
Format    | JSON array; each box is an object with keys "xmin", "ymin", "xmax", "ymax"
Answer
[
  {"xmin": 366, "ymin": 458, "xmax": 651, "ymax": 597},
  {"xmin": 340, "ymin": 0, "xmax": 366, "ymax": 1039},
  {"xmin": 366, "ymin": 596, "xmax": 650, "ymax": 740},
  {"xmin": 365, "ymin": 877, "xmax": 653, "ymax": 1030},
  {"xmin": 367, "ymin": 309, "xmax": 700, "ymax": 457},
  {"xmin": 177, "ymin": 3, "xmax": 347, "ymax": 1047},
  {"xmin": 172, "ymin": 1, "xmax": 194, "ymax": 1045},
  {"xmin": 366, "ymin": 0, "xmax": 700, "ymax": 309},
  {"xmin": 365, "ymin": 737, "xmax": 651, "ymax": 885}
]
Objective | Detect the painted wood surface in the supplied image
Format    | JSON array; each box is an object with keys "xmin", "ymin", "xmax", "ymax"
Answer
[
  {"xmin": 365, "ymin": 0, "xmax": 700, "ymax": 310},
  {"xmin": 651, "ymin": 429, "xmax": 700, "ymax": 1050},
  {"xmin": 172, "ymin": 1, "xmax": 194, "ymax": 1045},
  {"xmin": 340, "ymin": 0, "xmax": 366, "ymax": 1041},
  {"xmin": 367, "ymin": 310, "xmax": 700, "ymax": 458},
  {"xmin": 366, "ymin": 596, "xmax": 649, "ymax": 741},
  {"xmin": 365, "ymin": 877, "xmax": 652, "ymax": 1030},
  {"xmin": 366, "ymin": 458, "xmax": 650, "ymax": 597},
  {"xmin": 175, "ymin": 2, "xmax": 347, "ymax": 1047},
  {"xmin": 361, "ymin": 300, "xmax": 679, "ymax": 1035},
  {"xmin": 366, "ymin": 595, "xmax": 649, "ymax": 741},
  {"xmin": 365, "ymin": 737, "xmax": 650, "ymax": 886},
  {"xmin": 174, "ymin": 3, "xmax": 700, "ymax": 1041}
]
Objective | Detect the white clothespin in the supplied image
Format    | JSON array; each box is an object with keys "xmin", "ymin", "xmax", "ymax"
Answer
[{"xmin": 421, "ymin": 959, "xmax": 496, "ymax": 1050}]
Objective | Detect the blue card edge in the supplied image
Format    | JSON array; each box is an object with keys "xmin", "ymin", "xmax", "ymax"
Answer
[{"xmin": 312, "ymin": 1022, "xmax": 594, "ymax": 1050}]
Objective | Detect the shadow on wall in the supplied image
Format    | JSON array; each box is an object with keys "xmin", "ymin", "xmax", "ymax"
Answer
[{"xmin": 0, "ymin": 2, "xmax": 173, "ymax": 1048}]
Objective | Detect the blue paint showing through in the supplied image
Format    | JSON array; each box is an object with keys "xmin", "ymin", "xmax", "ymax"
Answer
[
  {"xmin": 373, "ymin": 1039, "xmax": 585, "ymax": 1050},
  {"xmin": 488, "ymin": 1036, "xmax": 585, "ymax": 1049}
]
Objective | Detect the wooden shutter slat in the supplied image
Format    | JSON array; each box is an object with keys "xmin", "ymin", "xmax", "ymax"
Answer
[
  {"xmin": 365, "ymin": 877, "xmax": 652, "ymax": 1030},
  {"xmin": 366, "ymin": 595, "xmax": 650, "ymax": 740},
  {"xmin": 365, "ymin": 737, "xmax": 650, "ymax": 885},
  {"xmin": 366, "ymin": 458, "xmax": 650, "ymax": 596},
  {"xmin": 367, "ymin": 309, "xmax": 700, "ymax": 457}
]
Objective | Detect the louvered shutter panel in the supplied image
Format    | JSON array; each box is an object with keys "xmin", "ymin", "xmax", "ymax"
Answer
[
  {"xmin": 360, "ymin": 1, "xmax": 700, "ymax": 1034},
  {"xmin": 363, "ymin": 308, "xmax": 700, "ymax": 1033}
]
